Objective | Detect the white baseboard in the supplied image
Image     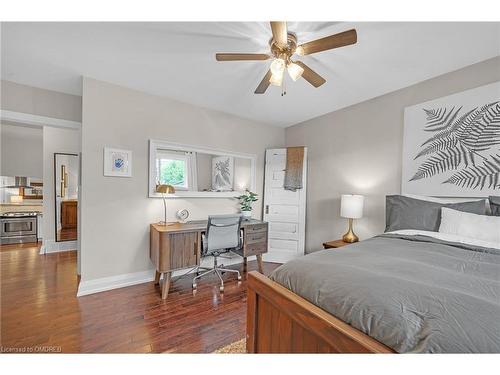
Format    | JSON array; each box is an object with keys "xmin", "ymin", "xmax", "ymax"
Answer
[
  {"xmin": 40, "ymin": 239, "xmax": 77, "ymax": 254},
  {"xmin": 77, "ymin": 270, "xmax": 155, "ymax": 297},
  {"xmin": 76, "ymin": 253, "xmax": 247, "ymax": 297}
]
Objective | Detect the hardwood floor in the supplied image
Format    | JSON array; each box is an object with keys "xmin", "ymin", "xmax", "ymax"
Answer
[{"xmin": 0, "ymin": 242, "xmax": 280, "ymax": 353}]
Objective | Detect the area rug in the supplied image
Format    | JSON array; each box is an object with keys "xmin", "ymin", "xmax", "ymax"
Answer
[{"xmin": 214, "ymin": 338, "xmax": 246, "ymax": 353}]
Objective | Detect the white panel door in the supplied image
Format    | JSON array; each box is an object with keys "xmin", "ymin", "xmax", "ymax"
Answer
[{"xmin": 263, "ymin": 148, "xmax": 307, "ymax": 263}]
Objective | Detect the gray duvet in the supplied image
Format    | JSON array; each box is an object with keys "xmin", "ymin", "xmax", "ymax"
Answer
[{"xmin": 269, "ymin": 234, "xmax": 500, "ymax": 353}]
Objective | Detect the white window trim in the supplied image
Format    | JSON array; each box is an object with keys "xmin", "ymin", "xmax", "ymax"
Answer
[
  {"xmin": 149, "ymin": 139, "xmax": 257, "ymax": 199},
  {"xmin": 155, "ymin": 149, "xmax": 197, "ymax": 191}
]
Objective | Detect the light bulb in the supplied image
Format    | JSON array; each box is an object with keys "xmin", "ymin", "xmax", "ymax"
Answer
[
  {"xmin": 269, "ymin": 70, "xmax": 284, "ymax": 86},
  {"xmin": 287, "ymin": 62, "xmax": 304, "ymax": 81},
  {"xmin": 270, "ymin": 58, "xmax": 286, "ymax": 76}
]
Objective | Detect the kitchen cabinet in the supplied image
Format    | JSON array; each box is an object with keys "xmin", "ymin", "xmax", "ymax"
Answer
[{"xmin": 61, "ymin": 200, "xmax": 77, "ymax": 229}]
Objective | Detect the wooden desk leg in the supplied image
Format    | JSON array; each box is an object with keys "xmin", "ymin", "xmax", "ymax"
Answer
[
  {"xmin": 154, "ymin": 271, "xmax": 161, "ymax": 285},
  {"xmin": 243, "ymin": 257, "xmax": 247, "ymax": 272},
  {"xmin": 161, "ymin": 272, "xmax": 171, "ymax": 300},
  {"xmin": 256, "ymin": 254, "xmax": 263, "ymax": 274}
]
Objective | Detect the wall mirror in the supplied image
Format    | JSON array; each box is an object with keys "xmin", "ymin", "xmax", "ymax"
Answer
[
  {"xmin": 149, "ymin": 140, "xmax": 256, "ymax": 198},
  {"xmin": 54, "ymin": 153, "xmax": 79, "ymax": 242}
]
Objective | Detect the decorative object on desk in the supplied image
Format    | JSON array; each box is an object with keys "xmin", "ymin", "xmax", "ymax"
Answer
[
  {"xmin": 212, "ymin": 155, "xmax": 234, "ymax": 191},
  {"xmin": 176, "ymin": 208, "xmax": 190, "ymax": 223},
  {"xmin": 156, "ymin": 184, "xmax": 175, "ymax": 225},
  {"xmin": 103, "ymin": 147, "xmax": 132, "ymax": 177},
  {"xmin": 402, "ymin": 81, "xmax": 500, "ymax": 197},
  {"xmin": 9, "ymin": 195, "xmax": 23, "ymax": 204},
  {"xmin": 237, "ymin": 190, "xmax": 258, "ymax": 219},
  {"xmin": 340, "ymin": 194, "xmax": 364, "ymax": 243}
]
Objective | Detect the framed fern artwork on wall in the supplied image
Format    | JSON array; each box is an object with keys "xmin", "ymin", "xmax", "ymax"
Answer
[
  {"xmin": 212, "ymin": 155, "xmax": 234, "ymax": 191},
  {"xmin": 402, "ymin": 81, "xmax": 500, "ymax": 197}
]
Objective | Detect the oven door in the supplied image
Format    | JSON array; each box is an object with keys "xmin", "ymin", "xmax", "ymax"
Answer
[{"xmin": 1, "ymin": 217, "xmax": 37, "ymax": 237}]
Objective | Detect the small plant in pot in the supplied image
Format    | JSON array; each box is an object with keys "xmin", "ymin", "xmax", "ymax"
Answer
[{"xmin": 237, "ymin": 190, "xmax": 258, "ymax": 220}]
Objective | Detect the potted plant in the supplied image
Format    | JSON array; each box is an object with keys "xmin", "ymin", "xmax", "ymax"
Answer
[{"xmin": 237, "ymin": 190, "xmax": 258, "ymax": 220}]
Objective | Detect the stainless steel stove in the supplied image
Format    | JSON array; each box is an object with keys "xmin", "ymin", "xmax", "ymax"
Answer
[{"xmin": 0, "ymin": 211, "xmax": 38, "ymax": 245}]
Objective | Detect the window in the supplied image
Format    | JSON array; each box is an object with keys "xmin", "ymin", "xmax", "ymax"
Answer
[{"xmin": 155, "ymin": 149, "xmax": 196, "ymax": 190}]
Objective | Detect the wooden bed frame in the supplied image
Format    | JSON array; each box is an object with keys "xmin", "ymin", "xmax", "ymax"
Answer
[{"xmin": 246, "ymin": 271, "xmax": 395, "ymax": 353}]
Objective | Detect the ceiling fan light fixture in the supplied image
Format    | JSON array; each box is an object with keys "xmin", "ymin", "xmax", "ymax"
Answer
[
  {"xmin": 287, "ymin": 62, "xmax": 304, "ymax": 81},
  {"xmin": 270, "ymin": 58, "xmax": 286, "ymax": 76},
  {"xmin": 269, "ymin": 70, "xmax": 284, "ymax": 87},
  {"xmin": 215, "ymin": 22, "xmax": 358, "ymax": 94}
]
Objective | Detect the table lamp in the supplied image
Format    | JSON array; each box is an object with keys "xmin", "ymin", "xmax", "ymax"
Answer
[
  {"xmin": 340, "ymin": 194, "xmax": 364, "ymax": 243},
  {"xmin": 156, "ymin": 184, "xmax": 175, "ymax": 225}
]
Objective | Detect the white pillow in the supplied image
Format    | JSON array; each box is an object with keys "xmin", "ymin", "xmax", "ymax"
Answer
[
  {"xmin": 403, "ymin": 194, "xmax": 484, "ymax": 204},
  {"xmin": 439, "ymin": 207, "xmax": 500, "ymax": 244}
]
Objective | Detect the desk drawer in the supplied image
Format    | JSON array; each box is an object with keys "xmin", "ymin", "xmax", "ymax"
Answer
[
  {"xmin": 246, "ymin": 231, "xmax": 267, "ymax": 244},
  {"xmin": 245, "ymin": 223, "xmax": 268, "ymax": 233},
  {"xmin": 245, "ymin": 241, "xmax": 267, "ymax": 257}
]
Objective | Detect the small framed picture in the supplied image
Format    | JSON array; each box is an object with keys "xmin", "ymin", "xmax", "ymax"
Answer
[{"xmin": 104, "ymin": 147, "xmax": 132, "ymax": 177}]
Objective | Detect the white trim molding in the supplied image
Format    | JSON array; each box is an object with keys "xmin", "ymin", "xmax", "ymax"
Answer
[
  {"xmin": 40, "ymin": 239, "xmax": 77, "ymax": 254},
  {"xmin": 0, "ymin": 110, "xmax": 81, "ymax": 129},
  {"xmin": 77, "ymin": 253, "xmax": 245, "ymax": 297},
  {"xmin": 77, "ymin": 270, "xmax": 155, "ymax": 297}
]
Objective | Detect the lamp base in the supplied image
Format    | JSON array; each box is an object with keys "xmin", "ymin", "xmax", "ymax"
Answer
[
  {"xmin": 158, "ymin": 221, "xmax": 175, "ymax": 226},
  {"xmin": 342, "ymin": 218, "xmax": 359, "ymax": 243}
]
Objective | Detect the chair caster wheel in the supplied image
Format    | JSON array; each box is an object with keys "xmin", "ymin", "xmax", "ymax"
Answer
[
  {"xmin": 237, "ymin": 275, "xmax": 242, "ymax": 281},
  {"xmin": 192, "ymin": 283, "xmax": 197, "ymax": 289},
  {"xmin": 219, "ymin": 286, "xmax": 224, "ymax": 292}
]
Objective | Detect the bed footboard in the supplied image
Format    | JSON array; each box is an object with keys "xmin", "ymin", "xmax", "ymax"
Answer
[{"xmin": 246, "ymin": 271, "xmax": 394, "ymax": 353}]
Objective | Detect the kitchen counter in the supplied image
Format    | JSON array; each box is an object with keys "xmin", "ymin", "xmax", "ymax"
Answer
[{"xmin": 0, "ymin": 203, "xmax": 43, "ymax": 214}]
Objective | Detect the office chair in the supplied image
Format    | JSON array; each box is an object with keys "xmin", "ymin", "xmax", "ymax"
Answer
[{"xmin": 192, "ymin": 214, "xmax": 242, "ymax": 292}]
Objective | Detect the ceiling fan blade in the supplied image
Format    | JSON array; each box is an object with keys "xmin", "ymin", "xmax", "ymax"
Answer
[
  {"xmin": 297, "ymin": 29, "xmax": 357, "ymax": 56},
  {"xmin": 295, "ymin": 61, "xmax": 326, "ymax": 88},
  {"xmin": 270, "ymin": 21, "xmax": 288, "ymax": 47},
  {"xmin": 254, "ymin": 70, "xmax": 273, "ymax": 94},
  {"xmin": 216, "ymin": 53, "xmax": 270, "ymax": 61}
]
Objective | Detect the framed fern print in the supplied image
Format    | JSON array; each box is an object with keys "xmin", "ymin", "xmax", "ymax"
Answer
[
  {"xmin": 402, "ymin": 81, "xmax": 500, "ymax": 197},
  {"xmin": 212, "ymin": 155, "xmax": 234, "ymax": 191}
]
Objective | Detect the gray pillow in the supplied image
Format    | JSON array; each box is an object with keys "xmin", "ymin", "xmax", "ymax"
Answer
[
  {"xmin": 489, "ymin": 196, "xmax": 500, "ymax": 216},
  {"xmin": 385, "ymin": 195, "xmax": 486, "ymax": 232}
]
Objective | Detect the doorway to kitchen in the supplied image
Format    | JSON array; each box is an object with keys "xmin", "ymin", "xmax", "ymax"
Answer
[{"xmin": 0, "ymin": 110, "xmax": 82, "ymax": 274}]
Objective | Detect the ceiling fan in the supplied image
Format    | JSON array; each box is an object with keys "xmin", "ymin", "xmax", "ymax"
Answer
[{"xmin": 215, "ymin": 22, "xmax": 357, "ymax": 94}]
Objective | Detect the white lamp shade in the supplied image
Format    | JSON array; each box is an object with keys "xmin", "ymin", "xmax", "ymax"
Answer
[
  {"xmin": 340, "ymin": 194, "xmax": 364, "ymax": 219},
  {"xmin": 269, "ymin": 70, "xmax": 284, "ymax": 86}
]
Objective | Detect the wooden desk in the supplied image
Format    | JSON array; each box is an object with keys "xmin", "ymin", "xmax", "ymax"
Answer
[{"xmin": 150, "ymin": 219, "xmax": 268, "ymax": 299}]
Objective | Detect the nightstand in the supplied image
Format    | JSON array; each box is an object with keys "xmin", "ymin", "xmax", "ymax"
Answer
[{"xmin": 323, "ymin": 239, "xmax": 351, "ymax": 249}]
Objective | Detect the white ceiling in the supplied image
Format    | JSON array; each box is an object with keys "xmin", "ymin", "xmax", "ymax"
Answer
[{"xmin": 1, "ymin": 22, "xmax": 499, "ymax": 127}]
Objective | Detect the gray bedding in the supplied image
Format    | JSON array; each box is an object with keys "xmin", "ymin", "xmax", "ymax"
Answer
[{"xmin": 269, "ymin": 234, "xmax": 500, "ymax": 353}]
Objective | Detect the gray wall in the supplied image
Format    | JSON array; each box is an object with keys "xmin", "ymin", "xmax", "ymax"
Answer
[
  {"xmin": 81, "ymin": 77, "xmax": 285, "ymax": 281},
  {"xmin": 1, "ymin": 80, "xmax": 82, "ymax": 122},
  {"xmin": 285, "ymin": 56, "xmax": 500, "ymax": 253},
  {"xmin": 1, "ymin": 123, "xmax": 43, "ymax": 178}
]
